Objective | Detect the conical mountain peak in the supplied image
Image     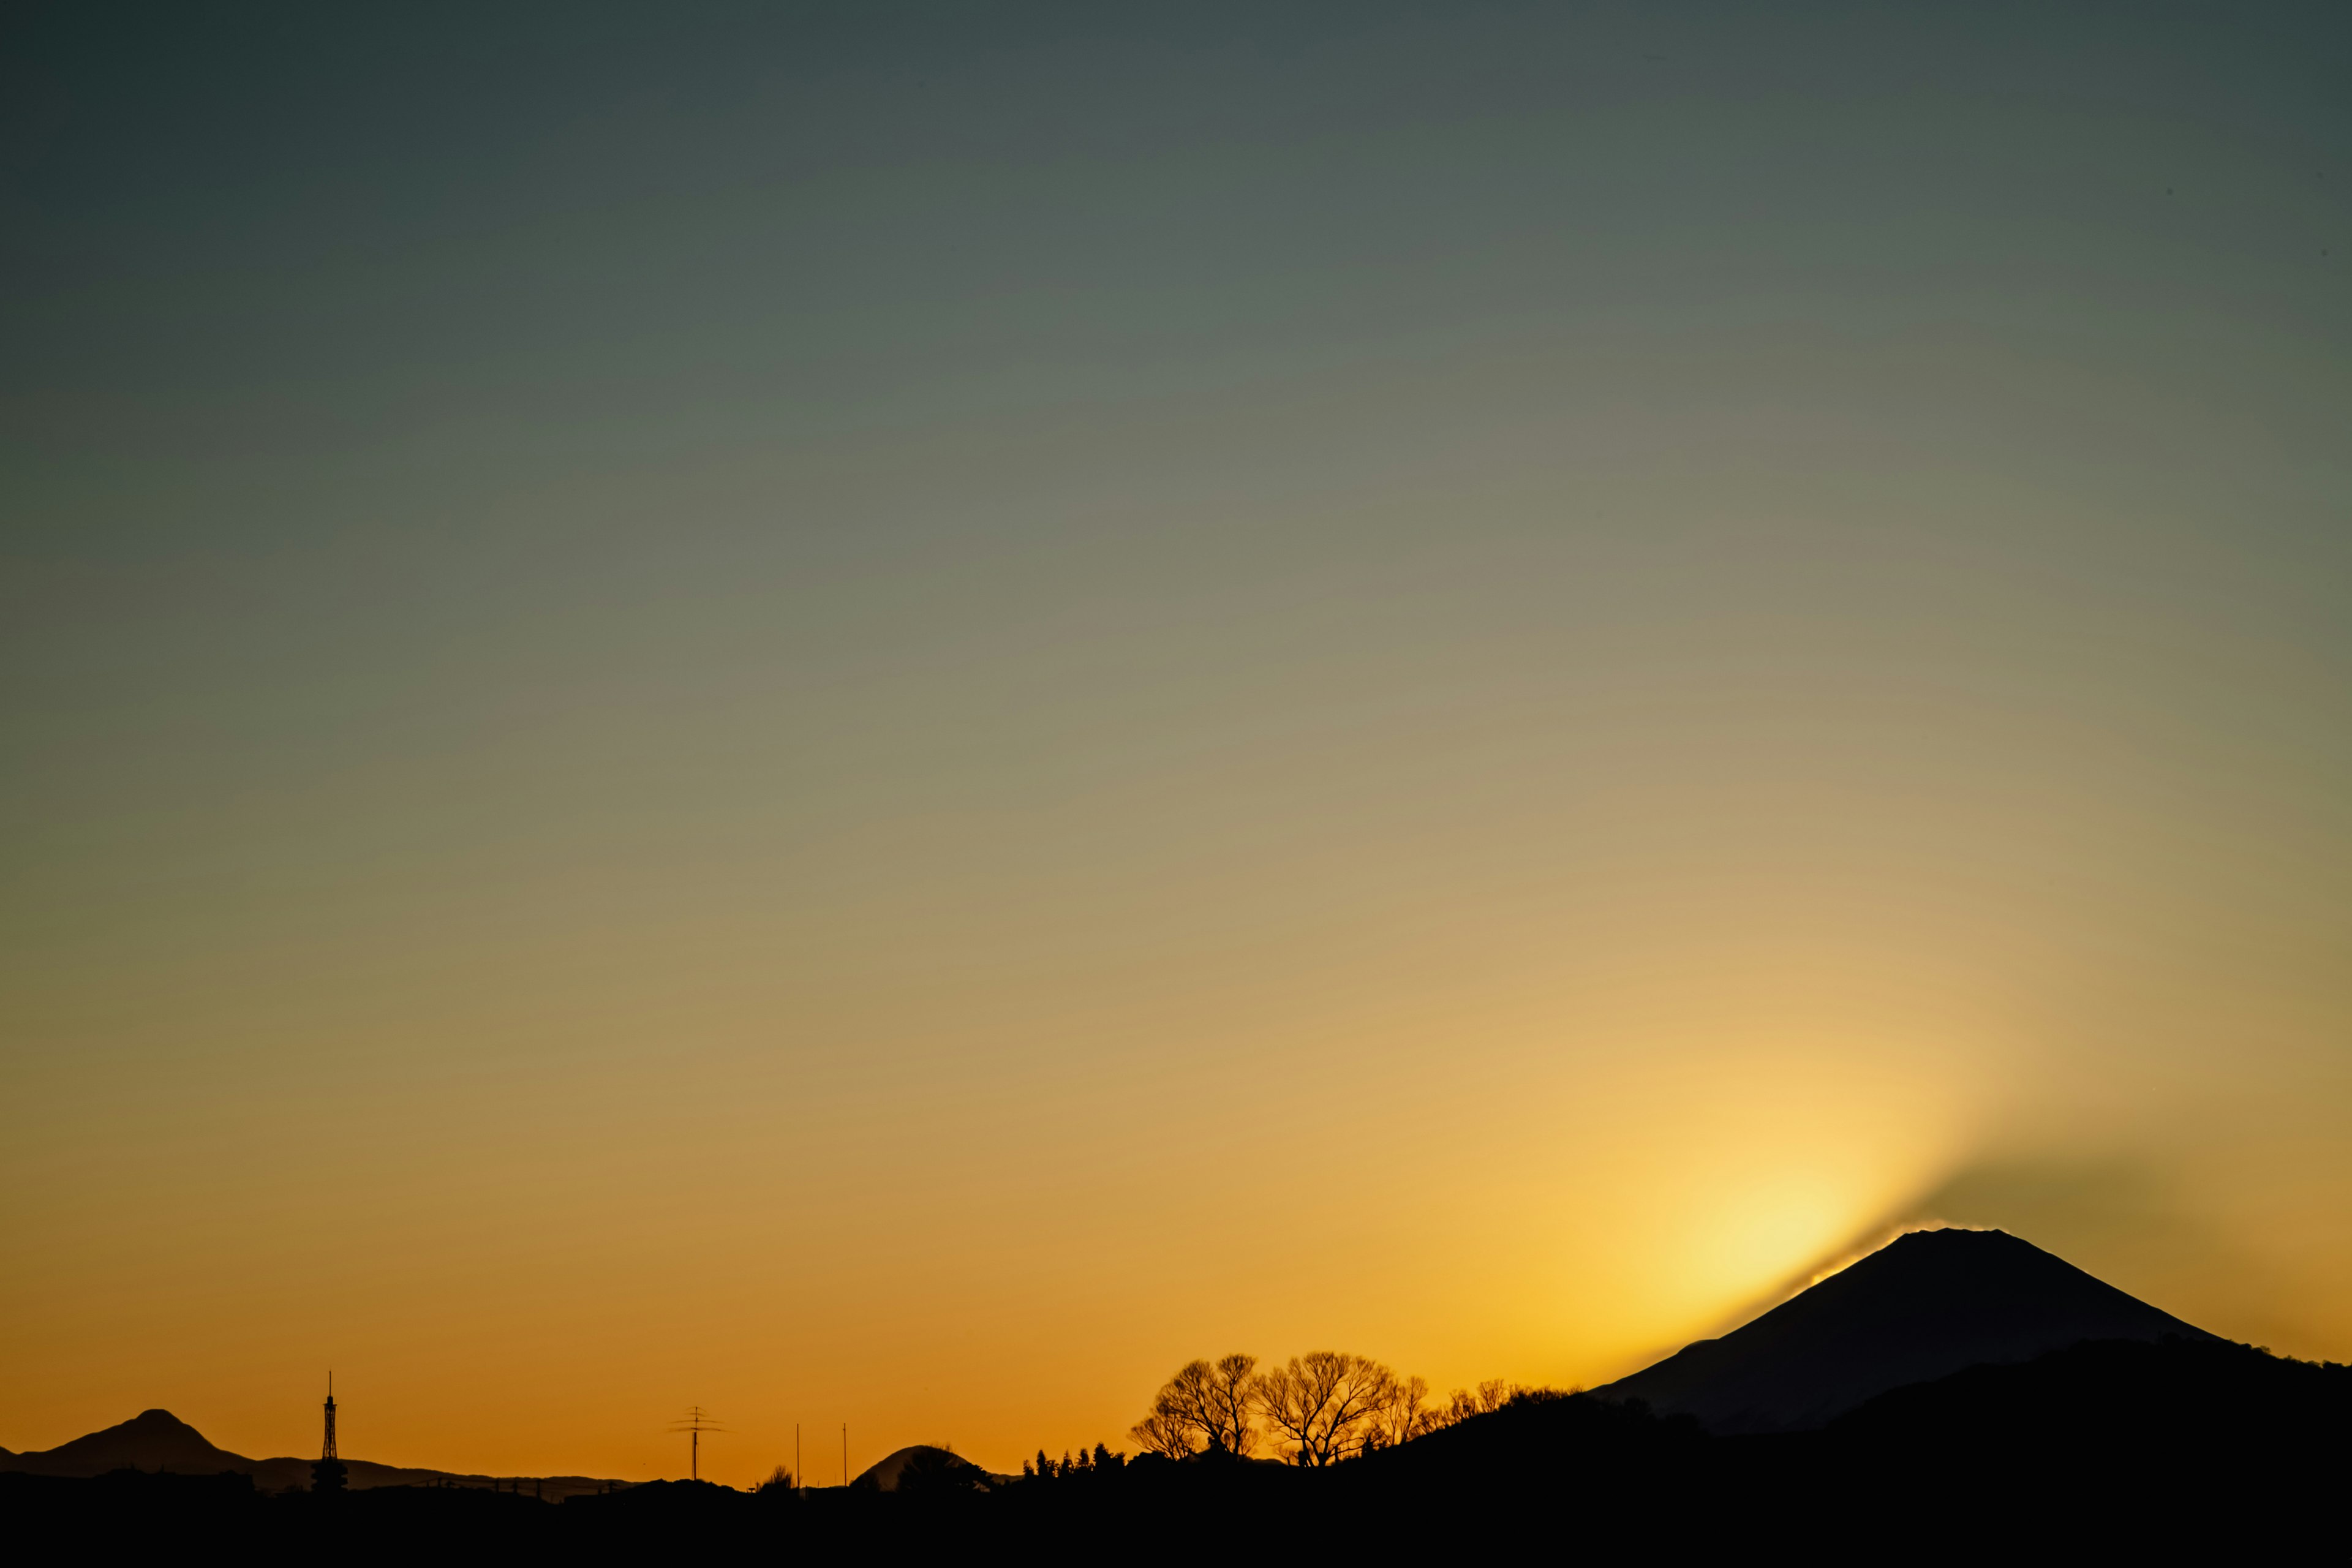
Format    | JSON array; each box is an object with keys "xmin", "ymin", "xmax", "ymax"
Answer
[
  {"xmin": 126, "ymin": 1409, "xmax": 201, "ymax": 1430},
  {"xmin": 1594, "ymin": 1227, "xmax": 2215, "ymax": 1433},
  {"xmin": 9, "ymin": 1406, "xmax": 252, "ymax": 1476}
]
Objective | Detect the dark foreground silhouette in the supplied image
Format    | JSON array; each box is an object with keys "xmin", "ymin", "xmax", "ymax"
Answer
[{"xmin": 10, "ymin": 1337, "xmax": 2345, "ymax": 1556}]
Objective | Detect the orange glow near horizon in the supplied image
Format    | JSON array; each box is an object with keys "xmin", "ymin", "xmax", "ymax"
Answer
[{"xmin": 10, "ymin": 938, "xmax": 2339, "ymax": 1483}]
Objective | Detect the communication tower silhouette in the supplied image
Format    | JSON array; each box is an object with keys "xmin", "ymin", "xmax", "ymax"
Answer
[
  {"xmin": 668, "ymin": 1406, "xmax": 728, "ymax": 1480},
  {"xmin": 312, "ymin": 1373, "xmax": 348, "ymax": 1493}
]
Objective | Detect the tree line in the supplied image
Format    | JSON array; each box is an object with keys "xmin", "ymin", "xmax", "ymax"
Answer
[{"xmin": 1129, "ymin": 1353, "xmax": 1523, "ymax": 1467}]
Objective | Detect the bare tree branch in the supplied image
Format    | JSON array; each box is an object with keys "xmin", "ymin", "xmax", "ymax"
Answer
[
  {"xmin": 1133, "ymin": 1353, "xmax": 1261, "ymax": 1458},
  {"xmin": 1128, "ymin": 1409, "xmax": 1197, "ymax": 1460},
  {"xmin": 1202, "ymin": 1352, "xmax": 1259, "ymax": 1456},
  {"xmin": 1434, "ymin": 1379, "xmax": 1526, "ymax": 1429},
  {"xmin": 1365, "ymin": 1373, "xmax": 1435, "ymax": 1450},
  {"xmin": 1248, "ymin": 1352, "xmax": 1400, "ymax": 1467}
]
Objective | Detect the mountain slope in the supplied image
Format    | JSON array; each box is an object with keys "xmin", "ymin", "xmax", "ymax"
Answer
[
  {"xmin": 4, "ymin": 1409, "xmax": 249, "ymax": 1476},
  {"xmin": 1593, "ymin": 1227, "xmax": 2217, "ymax": 1433}
]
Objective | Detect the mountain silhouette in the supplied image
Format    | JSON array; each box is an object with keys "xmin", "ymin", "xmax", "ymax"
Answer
[
  {"xmin": 850, "ymin": 1445, "xmax": 1008, "ymax": 1492},
  {"xmin": 1593, "ymin": 1227, "xmax": 2218, "ymax": 1433},
  {"xmin": 2, "ymin": 1408, "xmax": 627, "ymax": 1497},
  {"xmin": 6, "ymin": 1409, "xmax": 246, "ymax": 1476}
]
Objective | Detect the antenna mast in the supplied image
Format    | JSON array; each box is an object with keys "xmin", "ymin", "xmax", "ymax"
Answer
[
  {"xmin": 666, "ymin": 1407, "xmax": 727, "ymax": 1481},
  {"xmin": 311, "ymin": 1373, "xmax": 349, "ymax": 1493}
]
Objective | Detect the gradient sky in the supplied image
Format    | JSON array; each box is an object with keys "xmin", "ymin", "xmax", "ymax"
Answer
[{"xmin": 4, "ymin": 2, "xmax": 2350, "ymax": 1484}]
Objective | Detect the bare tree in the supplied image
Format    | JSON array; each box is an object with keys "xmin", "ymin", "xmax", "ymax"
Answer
[
  {"xmin": 1129, "ymin": 1354, "xmax": 1261, "ymax": 1457},
  {"xmin": 1136, "ymin": 1360, "xmax": 1215, "ymax": 1456},
  {"xmin": 1197, "ymin": 1352, "xmax": 1258, "ymax": 1455},
  {"xmin": 1129, "ymin": 1409, "xmax": 1196, "ymax": 1459},
  {"xmin": 1364, "ymin": 1373, "xmax": 1438, "ymax": 1451},
  {"xmin": 1248, "ymin": 1352, "xmax": 1401, "ymax": 1466},
  {"xmin": 1434, "ymin": 1379, "xmax": 1524, "ymax": 1429},
  {"xmin": 1130, "ymin": 1353, "xmax": 1259, "ymax": 1457}
]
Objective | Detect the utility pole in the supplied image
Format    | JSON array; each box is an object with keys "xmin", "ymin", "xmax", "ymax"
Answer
[
  {"xmin": 666, "ymin": 1408, "xmax": 726, "ymax": 1482},
  {"xmin": 842, "ymin": 1423, "xmax": 848, "ymax": 1487},
  {"xmin": 795, "ymin": 1423, "xmax": 801, "ymax": 1491}
]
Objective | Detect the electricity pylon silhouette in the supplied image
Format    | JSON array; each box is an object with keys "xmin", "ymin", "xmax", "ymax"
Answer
[{"xmin": 667, "ymin": 1407, "xmax": 728, "ymax": 1481}]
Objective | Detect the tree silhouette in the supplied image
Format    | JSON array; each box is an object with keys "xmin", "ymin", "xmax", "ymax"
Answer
[
  {"xmin": 1131, "ymin": 1354, "xmax": 1260, "ymax": 1457},
  {"xmin": 897, "ymin": 1447, "xmax": 984, "ymax": 1498},
  {"xmin": 1249, "ymin": 1352, "xmax": 1401, "ymax": 1466},
  {"xmin": 1128, "ymin": 1411, "xmax": 1193, "ymax": 1459},
  {"xmin": 1364, "ymin": 1374, "xmax": 1438, "ymax": 1450},
  {"xmin": 1434, "ymin": 1379, "xmax": 1523, "ymax": 1429}
]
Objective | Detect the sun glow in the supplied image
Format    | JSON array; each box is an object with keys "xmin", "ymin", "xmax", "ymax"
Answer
[{"xmin": 1689, "ymin": 1176, "xmax": 1863, "ymax": 1302}]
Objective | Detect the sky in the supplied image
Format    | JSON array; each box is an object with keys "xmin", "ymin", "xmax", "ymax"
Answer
[{"xmin": 3, "ymin": 1, "xmax": 2349, "ymax": 1484}]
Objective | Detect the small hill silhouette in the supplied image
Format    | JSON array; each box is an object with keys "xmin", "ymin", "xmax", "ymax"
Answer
[
  {"xmin": 1593, "ymin": 1227, "xmax": 2217, "ymax": 1432},
  {"xmin": 850, "ymin": 1445, "xmax": 1001, "ymax": 1492}
]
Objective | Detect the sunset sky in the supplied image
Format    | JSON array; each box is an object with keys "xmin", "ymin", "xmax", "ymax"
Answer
[{"xmin": 5, "ymin": 3, "xmax": 2350, "ymax": 1485}]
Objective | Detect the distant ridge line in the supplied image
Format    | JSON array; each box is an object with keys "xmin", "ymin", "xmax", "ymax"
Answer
[{"xmin": 0, "ymin": 1408, "xmax": 630, "ymax": 1498}]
